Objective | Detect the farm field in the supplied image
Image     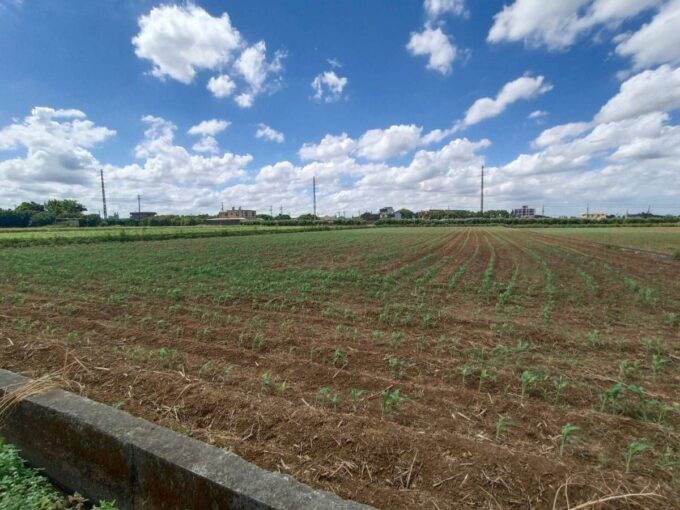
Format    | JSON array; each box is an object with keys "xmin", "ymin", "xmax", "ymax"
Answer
[
  {"xmin": 0, "ymin": 224, "xmax": 349, "ymax": 248},
  {"xmin": 526, "ymin": 226, "xmax": 680, "ymax": 256},
  {"xmin": 0, "ymin": 227, "xmax": 679, "ymax": 509}
]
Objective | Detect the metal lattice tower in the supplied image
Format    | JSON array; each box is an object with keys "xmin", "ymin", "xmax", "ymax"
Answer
[
  {"xmin": 313, "ymin": 176, "xmax": 317, "ymax": 218},
  {"xmin": 100, "ymin": 169, "xmax": 108, "ymax": 219}
]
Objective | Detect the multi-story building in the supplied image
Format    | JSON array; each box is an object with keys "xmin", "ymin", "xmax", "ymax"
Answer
[{"xmin": 511, "ymin": 205, "xmax": 535, "ymax": 218}]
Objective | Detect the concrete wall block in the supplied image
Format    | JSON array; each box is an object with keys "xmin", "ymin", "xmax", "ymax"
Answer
[{"xmin": 0, "ymin": 369, "xmax": 372, "ymax": 510}]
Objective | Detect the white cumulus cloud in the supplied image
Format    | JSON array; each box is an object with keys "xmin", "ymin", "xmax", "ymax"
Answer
[
  {"xmin": 487, "ymin": 0, "xmax": 663, "ymax": 50},
  {"xmin": 133, "ymin": 4, "xmax": 284, "ymax": 108},
  {"xmin": 132, "ymin": 4, "xmax": 242, "ymax": 84},
  {"xmin": 357, "ymin": 125, "xmax": 424, "ymax": 161},
  {"xmin": 206, "ymin": 75, "xmax": 236, "ymax": 98},
  {"xmin": 595, "ymin": 65, "xmax": 680, "ymax": 123},
  {"xmin": 188, "ymin": 119, "xmax": 230, "ymax": 137},
  {"xmin": 311, "ymin": 70, "xmax": 348, "ymax": 102},
  {"xmin": 407, "ymin": 25, "xmax": 457, "ymax": 75},
  {"xmin": 616, "ymin": 0, "xmax": 680, "ymax": 69},
  {"xmin": 464, "ymin": 75, "xmax": 552, "ymax": 126},
  {"xmin": 255, "ymin": 124, "xmax": 284, "ymax": 143},
  {"xmin": 424, "ymin": 0, "xmax": 466, "ymax": 18}
]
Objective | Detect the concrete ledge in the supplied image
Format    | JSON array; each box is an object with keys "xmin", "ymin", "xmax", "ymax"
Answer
[{"xmin": 0, "ymin": 369, "xmax": 373, "ymax": 510}]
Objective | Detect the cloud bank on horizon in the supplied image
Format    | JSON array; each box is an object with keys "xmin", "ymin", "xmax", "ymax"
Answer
[{"xmin": 1, "ymin": 0, "xmax": 680, "ymax": 217}]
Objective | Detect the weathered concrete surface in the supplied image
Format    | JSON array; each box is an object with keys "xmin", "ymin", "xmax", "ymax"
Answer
[{"xmin": 0, "ymin": 369, "xmax": 374, "ymax": 510}]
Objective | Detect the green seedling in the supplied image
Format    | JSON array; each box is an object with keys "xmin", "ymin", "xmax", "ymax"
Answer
[
  {"xmin": 158, "ymin": 347, "xmax": 181, "ymax": 368},
  {"xmin": 460, "ymin": 365, "xmax": 475, "ymax": 385},
  {"xmin": 380, "ymin": 388, "xmax": 409, "ymax": 417},
  {"xmin": 416, "ymin": 335, "xmax": 429, "ymax": 352},
  {"xmin": 349, "ymin": 389, "xmax": 366, "ymax": 411},
  {"xmin": 388, "ymin": 357, "xmax": 406, "ymax": 379},
  {"xmin": 495, "ymin": 415, "xmax": 517, "ymax": 440},
  {"xmin": 309, "ymin": 346, "xmax": 322, "ymax": 362},
  {"xmin": 260, "ymin": 372, "xmax": 274, "ymax": 393},
  {"xmin": 331, "ymin": 348, "xmax": 349, "ymax": 369},
  {"xmin": 389, "ymin": 331, "xmax": 405, "ymax": 349},
  {"xmin": 478, "ymin": 368, "xmax": 495, "ymax": 392},
  {"xmin": 560, "ymin": 423, "xmax": 580, "ymax": 456},
  {"xmin": 624, "ymin": 440, "xmax": 654, "ymax": 473},
  {"xmin": 552, "ymin": 376, "xmax": 569, "ymax": 403},
  {"xmin": 585, "ymin": 329, "xmax": 602, "ymax": 347},
  {"xmin": 222, "ymin": 363, "xmax": 237, "ymax": 380},
  {"xmin": 198, "ymin": 361, "xmax": 212, "ymax": 377},
  {"xmin": 651, "ymin": 354, "xmax": 669, "ymax": 379},
  {"xmin": 520, "ymin": 370, "xmax": 541, "ymax": 400},
  {"xmin": 316, "ymin": 387, "xmax": 340, "ymax": 409}
]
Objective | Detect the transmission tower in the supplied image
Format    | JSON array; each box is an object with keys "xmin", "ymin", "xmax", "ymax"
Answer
[
  {"xmin": 480, "ymin": 165, "xmax": 484, "ymax": 215},
  {"xmin": 100, "ymin": 169, "xmax": 108, "ymax": 219},
  {"xmin": 313, "ymin": 176, "xmax": 317, "ymax": 218}
]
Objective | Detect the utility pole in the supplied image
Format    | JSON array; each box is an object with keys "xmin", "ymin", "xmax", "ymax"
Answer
[
  {"xmin": 586, "ymin": 202, "xmax": 589, "ymax": 216},
  {"xmin": 280, "ymin": 205, "xmax": 283, "ymax": 216},
  {"xmin": 313, "ymin": 176, "xmax": 317, "ymax": 218},
  {"xmin": 541, "ymin": 204, "xmax": 545, "ymax": 216},
  {"xmin": 270, "ymin": 205, "xmax": 273, "ymax": 217},
  {"xmin": 100, "ymin": 169, "xmax": 108, "ymax": 219},
  {"xmin": 480, "ymin": 165, "xmax": 484, "ymax": 215},
  {"xmin": 221, "ymin": 201, "xmax": 224, "ymax": 212},
  {"xmin": 137, "ymin": 194, "xmax": 141, "ymax": 220}
]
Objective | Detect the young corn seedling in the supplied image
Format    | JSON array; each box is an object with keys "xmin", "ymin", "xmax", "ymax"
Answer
[
  {"xmin": 251, "ymin": 332, "xmax": 267, "ymax": 350},
  {"xmin": 520, "ymin": 370, "xmax": 541, "ymax": 400},
  {"xmin": 349, "ymin": 389, "xmax": 366, "ymax": 411},
  {"xmin": 460, "ymin": 365, "xmax": 475, "ymax": 385},
  {"xmin": 495, "ymin": 415, "xmax": 517, "ymax": 440},
  {"xmin": 388, "ymin": 357, "xmax": 406, "ymax": 379},
  {"xmin": 260, "ymin": 372, "xmax": 275, "ymax": 393},
  {"xmin": 624, "ymin": 440, "xmax": 654, "ymax": 474},
  {"xmin": 600, "ymin": 382, "xmax": 626, "ymax": 414},
  {"xmin": 371, "ymin": 330, "xmax": 385, "ymax": 344},
  {"xmin": 618, "ymin": 359, "xmax": 640, "ymax": 378},
  {"xmin": 416, "ymin": 335, "xmax": 429, "ymax": 352},
  {"xmin": 552, "ymin": 376, "xmax": 569, "ymax": 403},
  {"xmin": 478, "ymin": 368, "xmax": 495, "ymax": 392},
  {"xmin": 389, "ymin": 331, "xmax": 405, "ymax": 349},
  {"xmin": 448, "ymin": 337, "xmax": 460, "ymax": 357},
  {"xmin": 222, "ymin": 363, "xmax": 237, "ymax": 380},
  {"xmin": 198, "ymin": 361, "xmax": 212, "ymax": 378},
  {"xmin": 316, "ymin": 387, "xmax": 340, "ymax": 409},
  {"xmin": 663, "ymin": 312, "xmax": 678, "ymax": 327},
  {"xmin": 380, "ymin": 388, "xmax": 409, "ymax": 417},
  {"xmin": 651, "ymin": 354, "xmax": 669, "ymax": 379},
  {"xmin": 158, "ymin": 348, "xmax": 181, "ymax": 369},
  {"xmin": 309, "ymin": 346, "xmax": 322, "ymax": 362},
  {"xmin": 331, "ymin": 348, "xmax": 349, "ymax": 369},
  {"xmin": 276, "ymin": 381, "xmax": 288, "ymax": 395},
  {"xmin": 560, "ymin": 423, "xmax": 580, "ymax": 456},
  {"xmin": 585, "ymin": 329, "xmax": 602, "ymax": 347}
]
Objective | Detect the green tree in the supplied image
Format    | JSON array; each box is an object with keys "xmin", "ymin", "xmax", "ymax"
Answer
[
  {"xmin": 15, "ymin": 201, "xmax": 45, "ymax": 213},
  {"xmin": 44, "ymin": 199, "xmax": 87, "ymax": 217},
  {"xmin": 398, "ymin": 208, "xmax": 414, "ymax": 219}
]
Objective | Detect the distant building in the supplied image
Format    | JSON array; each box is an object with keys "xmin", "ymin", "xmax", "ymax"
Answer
[
  {"xmin": 581, "ymin": 212, "xmax": 607, "ymax": 221},
  {"xmin": 379, "ymin": 207, "xmax": 402, "ymax": 220},
  {"xmin": 130, "ymin": 211, "xmax": 157, "ymax": 221},
  {"xmin": 360, "ymin": 212, "xmax": 380, "ymax": 223},
  {"xmin": 511, "ymin": 205, "xmax": 535, "ymax": 219},
  {"xmin": 205, "ymin": 206, "xmax": 256, "ymax": 225},
  {"xmin": 218, "ymin": 206, "xmax": 256, "ymax": 219}
]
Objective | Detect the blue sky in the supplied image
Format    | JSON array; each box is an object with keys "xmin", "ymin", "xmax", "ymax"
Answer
[{"xmin": 1, "ymin": 0, "xmax": 679, "ymax": 217}]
